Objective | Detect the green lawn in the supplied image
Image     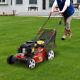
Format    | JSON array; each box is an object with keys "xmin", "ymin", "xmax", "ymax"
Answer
[{"xmin": 0, "ymin": 16, "xmax": 80, "ymax": 80}]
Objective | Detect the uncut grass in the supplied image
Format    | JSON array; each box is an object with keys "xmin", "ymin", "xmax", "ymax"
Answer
[{"xmin": 0, "ymin": 16, "xmax": 80, "ymax": 80}]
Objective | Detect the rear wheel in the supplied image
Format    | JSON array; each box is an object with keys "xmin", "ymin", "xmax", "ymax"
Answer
[
  {"xmin": 7, "ymin": 55, "xmax": 15, "ymax": 64},
  {"xmin": 47, "ymin": 50, "xmax": 54, "ymax": 60}
]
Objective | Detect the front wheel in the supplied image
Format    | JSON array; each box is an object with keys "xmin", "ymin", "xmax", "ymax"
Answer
[
  {"xmin": 26, "ymin": 59, "xmax": 36, "ymax": 69},
  {"xmin": 47, "ymin": 50, "xmax": 54, "ymax": 60}
]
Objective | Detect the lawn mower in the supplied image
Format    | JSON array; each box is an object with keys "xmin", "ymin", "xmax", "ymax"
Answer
[{"xmin": 7, "ymin": 13, "xmax": 57, "ymax": 69}]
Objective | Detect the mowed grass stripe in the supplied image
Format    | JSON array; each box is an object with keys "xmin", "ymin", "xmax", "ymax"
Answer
[{"xmin": 0, "ymin": 16, "xmax": 80, "ymax": 80}]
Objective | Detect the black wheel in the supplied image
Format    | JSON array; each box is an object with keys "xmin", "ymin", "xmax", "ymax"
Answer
[
  {"xmin": 25, "ymin": 58, "xmax": 35, "ymax": 69},
  {"xmin": 7, "ymin": 55, "xmax": 15, "ymax": 64},
  {"xmin": 47, "ymin": 50, "xmax": 54, "ymax": 60}
]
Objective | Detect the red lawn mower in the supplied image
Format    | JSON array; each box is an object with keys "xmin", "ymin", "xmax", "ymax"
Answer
[{"xmin": 7, "ymin": 13, "xmax": 57, "ymax": 69}]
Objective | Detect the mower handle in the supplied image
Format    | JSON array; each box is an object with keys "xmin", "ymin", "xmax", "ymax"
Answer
[{"xmin": 41, "ymin": 13, "xmax": 52, "ymax": 29}]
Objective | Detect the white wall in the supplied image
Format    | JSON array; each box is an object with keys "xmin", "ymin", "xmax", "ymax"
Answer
[
  {"xmin": 12, "ymin": 0, "xmax": 28, "ymax": 14},
  {"xmin": 0, "ymin": 0, "xmax": 78, "ymax": 15},
  {"xmin": 0, "ymin": 0, "xmax": 12, "ymax": 14},
  {"xmin": 0, "ymin": 0, "xmax": 28, "ymax": 14}
]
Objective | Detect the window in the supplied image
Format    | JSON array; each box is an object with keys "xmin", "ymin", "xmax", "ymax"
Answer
[
  {"xmin": 77, "ymin": 0, "xmax": 80, "ymax": 3},
  {"xmin": 70, "ymin": 0, "xmax": 73, "ymax": 3},
  {"xmin": 2, "ymin": 0, "xmax": 5, "ymax": 2},
  {"xmin": 0, "ymin": 0, "xmax": 7, "ymax": 4},
  {"xmin": 16, "ymin": 0, "xmax": 23, "ymax": 4},
  {"xmin": 29, "ymin": 0, "xmax": 37, "ymax": 4},
  {"xmin": 49, "ymin": 0, "xmax": 54, "ymax": 7},
  {"xmin": 0, "ymin": 0, "xmax": 5, "ymax": 2},
  {"xmin": 11, "ymin": 0, "xmax": 12, "ymax": 5}
]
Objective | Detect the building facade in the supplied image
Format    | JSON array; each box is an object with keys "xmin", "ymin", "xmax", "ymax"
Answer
[{"xmin": 0, "ymin": 0, "xmax": 79, "ymax": 15}]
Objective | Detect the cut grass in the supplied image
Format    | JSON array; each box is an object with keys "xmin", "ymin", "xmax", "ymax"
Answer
[{"xmin": 0, "ymin": 16, "xmax": 80, "ymax": 80}]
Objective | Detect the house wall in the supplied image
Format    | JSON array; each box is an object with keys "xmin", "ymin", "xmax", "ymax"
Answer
[
  {"xmin": 0, "ymin": 0, "xmax": 79, "ymax": 15},
  {"xmin": 14, "ymin": 0, "xmax": 27, "ymax": 14},
  {"xmin": 0, "ymin": 0, "xmax": 12, "ymax": 14}
]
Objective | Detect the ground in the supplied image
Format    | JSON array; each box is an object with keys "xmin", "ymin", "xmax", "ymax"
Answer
[{"xmin": 0, "ymin": 16, "xmax": 80, "ymax": 80}]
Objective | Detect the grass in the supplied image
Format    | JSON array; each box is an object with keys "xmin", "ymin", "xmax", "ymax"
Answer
[{"xmin": 0, "ymin": 16, "xmax": 80, "ymax": 80}]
